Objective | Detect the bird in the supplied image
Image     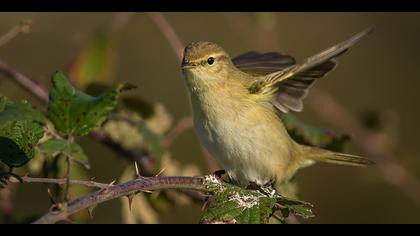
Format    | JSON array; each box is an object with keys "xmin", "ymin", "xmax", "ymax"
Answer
[{"xmin": 180, "ymin": 27, "xmax": 375, "ymax": 194}]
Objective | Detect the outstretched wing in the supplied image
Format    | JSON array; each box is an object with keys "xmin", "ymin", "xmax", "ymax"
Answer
[
  {"xmin": 233, "ymin": 27, "xmax": 374, "ymax": 113},
  {"xmin": 232, "ymin": 51, "xmax": 296, "ymax": 76}
]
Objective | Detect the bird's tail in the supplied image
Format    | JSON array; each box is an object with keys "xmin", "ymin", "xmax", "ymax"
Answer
[{"xmin": 301, "ymin": 145, "xmax": 374, "ymax": 167}]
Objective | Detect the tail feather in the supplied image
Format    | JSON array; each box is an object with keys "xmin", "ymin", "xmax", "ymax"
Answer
[
  {"xmin": 320, "ymin": 152, "xmax": 375, "ymax": 167},
  {"xmin": 302, "ymin": 146, "xmax": 374, "ymax": 167}
]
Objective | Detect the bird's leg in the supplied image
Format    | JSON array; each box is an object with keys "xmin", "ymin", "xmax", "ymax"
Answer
[
  {"xmin": 247, "ymin": 180, "xmax": 277, "ymax": 197},
  {"xmin": 260, "ymin": 181, "xmax": 277, "ymax": 197},
  {"xmin": 213, "ymin": 169, "xmax": 226, "ymax": 178},
  {"xmin": 246, "ymin": 181, "xmax": 262, "ymax": 191},
  {"xmin": 211, "ymin": 169, "xmax": 232, "ymax": 184}
]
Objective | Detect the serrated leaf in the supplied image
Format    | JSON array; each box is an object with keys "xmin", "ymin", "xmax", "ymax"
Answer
[
  {"xmin": 201, "ymin": 175, "xmax": 314, "ymax": 224},
  {"xmin": 280, "ymin": 113, "xmax": 349, "ymax": 152},
  {"xmin": 277, "ymin": 196, "xmax": 314, "ymax": 219},
  {"xmin": 201, "ymin": 176, "xmax": 278, "ymax": 224},
  {"xmin": 0, "ymin": 99, "xmax": 45, "ymax": 124},
  {"xmin": 0, "ymin": 97, "xmax": 45, "ymax": 167},
  {"xmin": 39, "ymin": 139, "xmax": 90, "ymax": 169},
  {"xmin": 47, "ymin": 71, "xmax": 130, "ymax": 136}
]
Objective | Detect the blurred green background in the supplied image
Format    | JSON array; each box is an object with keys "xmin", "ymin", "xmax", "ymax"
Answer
[{"xmin": 1, "ymin": 12, "xmax": 420, "ymax": 224}]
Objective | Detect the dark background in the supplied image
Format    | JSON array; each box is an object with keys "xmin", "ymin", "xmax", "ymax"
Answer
[{"xmin": 0, "ymin": 12, "xmax": 419, "ymax": 223}]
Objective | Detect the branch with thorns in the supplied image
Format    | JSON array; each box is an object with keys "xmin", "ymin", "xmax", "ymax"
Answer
[{"xmin": 17, "ymin": 171, "xmax": 208, "ymax": 224}]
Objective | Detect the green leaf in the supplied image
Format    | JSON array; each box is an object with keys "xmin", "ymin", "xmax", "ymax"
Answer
[
  {"xmin": 39, "ymin": 139, "xmax": 90, "ymax": 169},
  {"xmin": 47, "ymin": 71, "xmax": 131, "ymax": 136},
  {"xmin": 200, "ymin": 176, "xmax": 314, "ymax": 224},
  {"xmin": 280, "ymin": 113, "xmax": 350, "ymax": 152},
  {"xmin": 0, "ymin": 98, "xmax": 45, "ymax": 124},
  {"xmin": 0, "ymin": 97, "xmax": 45, "ymax": 167},
  {"xmin": 277, "ymin": 196, "xmax": 314, "ymax": 219}
]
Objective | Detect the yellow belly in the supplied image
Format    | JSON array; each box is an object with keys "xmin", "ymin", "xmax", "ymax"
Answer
[{"xmin": 192, "ymin": 96, "xmax": 297, "ymax": 187}]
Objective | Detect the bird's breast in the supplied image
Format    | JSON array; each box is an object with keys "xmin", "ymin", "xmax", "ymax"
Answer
[{"xmin": 189, "ymin": 87, "xmax": 294, "ymax": 186}]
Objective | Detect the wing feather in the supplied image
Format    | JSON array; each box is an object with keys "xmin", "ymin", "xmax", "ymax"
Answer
[{"xmin": 233, "ymin": 27, "xmax": 374, "ymax": 113}]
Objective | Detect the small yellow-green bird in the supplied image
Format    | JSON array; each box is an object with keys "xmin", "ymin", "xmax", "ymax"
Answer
[{"xmin": 181, "ymin": 27, "xmax": 375, "ymax": 193}]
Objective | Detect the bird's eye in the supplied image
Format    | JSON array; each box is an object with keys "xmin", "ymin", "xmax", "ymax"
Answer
[{"xmin": 207, "ymin": 57, "xmax": 215, "ymax": 65}]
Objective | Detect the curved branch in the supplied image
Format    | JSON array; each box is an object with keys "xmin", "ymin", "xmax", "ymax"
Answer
[
  {"xmin": 0, "ymin": 19, "xmax": 32, "ymax": 48},
  {"xmin": 32, "ymin": 176, "xmax": 206, "ymax": 224},
  {"xmin": 147, "ymin": 13, "xmax": 184, "ymax": 62},
  {"xmin": 11, "ymin": 176, "xmax": 110, "ymax": 189},
  {"xmin": 163, "ymin": 116, "xmax": 193, "ymax": 147},
  {"xmin": 0, "ymin": 59, "xmax": 49, "ymax": 104}
]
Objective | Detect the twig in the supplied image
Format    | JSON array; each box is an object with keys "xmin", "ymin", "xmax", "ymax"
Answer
[
  {"xmin": 0, "ymin": 59, "xmax": 155, "ymax": 173},
  {"xmin": 63, "ymin": 156, "xmax": 72, "ymax": 201},
  {"xmin": 0, "ymin": 59, "xmax": 49, "ymax": 104},
  {"xmin": 32, "ymin": 175, "xmax": 206, "ymax": 224},
  {"xmin": 0, "ymin": 62, "xmax": 208, "ymax": 208},
  {"xmin": 147, "ymin": 13, "xmax": 184, "ymax": 61},
  {"xmin": 0, "ymin": 19, "xmax": 32, "ymax": 48},
  {"xmin": 163, "ymin": 116, "xmax": 193, "ymax": 147},
  {"xmin": 11, "ymin": 175, "xmax": 109, "ymax": 189},
  {"xmin": 307, "ymin": 89, "xmax": 420, "ymax": 206}
]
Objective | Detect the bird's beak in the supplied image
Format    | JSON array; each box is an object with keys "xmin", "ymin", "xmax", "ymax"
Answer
[{"xmin": 181, "ymin": 61, "xmax": 196, "ymax": 69}]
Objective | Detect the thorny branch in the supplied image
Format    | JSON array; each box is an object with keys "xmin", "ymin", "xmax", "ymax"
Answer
[
  {"xmin": 0, "ymin": 18, "xmax": 210, "ymax": 224},
  {"xmin": 0, "ymin": 58, "xmax": 208, "ymax": 218},
  {"xmin": 10, "ymin": 175, "xmax": 109, "ymax": 189},
  {"xmin": 31, "ymin": 175, "xmax": 206, "ymax": 224},
  {"xmin": 3, "ymin": 14, "xmax": 416, "ymax": 224}
]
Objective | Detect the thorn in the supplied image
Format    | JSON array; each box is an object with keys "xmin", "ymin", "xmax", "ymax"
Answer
[
  {"xmin": 155, "ymin": 167, "xmax": 166, "ymax": 177},
  {"xmin": 150, "ymin": 190, "xmax": 161, "ymax": 200},
  {"xmin": 127, "ymin": 194, "xmax": 135, "ymax": 212},
  {"xmin": 98, "ymin": 180, "xmax": 116, "ymax": 194},
  {"xmin": 134, "ymin": 162, "xmax": 140, "ymax": 177},
  {"xmin": 141, "ymin": 189, "xmax": 153, "ymax": 194},
  {"xmin": 108, "ymin": 180, "xmax": 116, "ymax": 187},
  {"xmin": 87, "ymin": 205, "xmax": 96, "ymax": 218},
  {"xmin": 47, "ymin": 188, "xmax": 57, "ymax": 205}
]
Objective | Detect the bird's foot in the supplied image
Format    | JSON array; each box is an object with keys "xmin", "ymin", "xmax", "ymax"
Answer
[
  {"xmin": 247, "ymin": 181, "xmax": 277, "ymax": 197},
  {"xmin": 212, "ymin": 169, "xmax": 232, "ymax": 184}
]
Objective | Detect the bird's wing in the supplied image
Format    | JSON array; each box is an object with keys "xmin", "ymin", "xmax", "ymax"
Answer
[
  {"xmin": 233, "ymin": 27, "xmax": 374, "ymax": 113},
  {"xmin": 232, "ymin": 51, "xmax": 296, "ymax": 76}
]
